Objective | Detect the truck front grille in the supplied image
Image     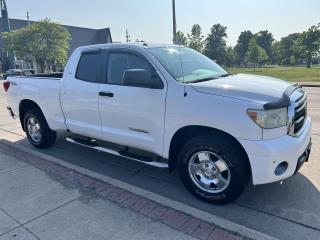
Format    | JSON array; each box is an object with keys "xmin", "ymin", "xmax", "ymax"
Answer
[{"xmin": 293, "ymin": 91, "xmax": 307, "ymax": 134}]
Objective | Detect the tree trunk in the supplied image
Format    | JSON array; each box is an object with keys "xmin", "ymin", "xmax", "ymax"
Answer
[
  {"xmin": 253, "ymin": 63, "xmax": 256, "ymax": 72},
  {"xmin": 39, "ymin": 60, "xmax": 45, "ymax": 73},
  {"xmin": 306, "ymin": 52, "xmax": 312, "ymax": 68}
]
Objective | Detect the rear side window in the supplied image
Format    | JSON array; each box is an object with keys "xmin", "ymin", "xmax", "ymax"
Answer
[
  {"xmin": 107, "ymin": 52, "xmax": 156, "ymax": 85},
  {"xmin": 76, "ymin": 52, "xmax": 100, "ymax": 82}
]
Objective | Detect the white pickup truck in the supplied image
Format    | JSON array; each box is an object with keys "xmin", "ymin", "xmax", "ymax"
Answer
[{"xmin": 4, "ymin": 43, "xmax": 312, "ymax": 204}]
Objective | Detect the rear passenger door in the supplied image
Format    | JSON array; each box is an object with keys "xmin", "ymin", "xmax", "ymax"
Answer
[
  {"xmin": 61, "ymin": 50, "xmax": 103, "ymax": 138},
  {"xmin": 98, "ymin": 49, "xmax": 167, "ymax": 156}
]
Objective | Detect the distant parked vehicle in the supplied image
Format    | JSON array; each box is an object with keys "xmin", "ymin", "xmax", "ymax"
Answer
[
  {"xmin": 3, "ymin": 43, "xmax": 312, "ymax": 204},
  {"xmin": 3, "ymin": 69, "xmax": 24, "ymax": 80}
]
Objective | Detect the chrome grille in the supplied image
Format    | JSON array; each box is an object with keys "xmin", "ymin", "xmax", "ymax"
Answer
[{"xmin": 293, "ymin": 90, "xmax": 307, "ymax": 135}]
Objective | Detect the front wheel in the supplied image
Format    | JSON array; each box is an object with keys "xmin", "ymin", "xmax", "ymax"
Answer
[
  {"xmin": 178, "ymin": 134, "xmax": 250, "ymax": 204},
  {"xmin": 24, "ymin": 109, "xmax": 56, "ymax": 149}
]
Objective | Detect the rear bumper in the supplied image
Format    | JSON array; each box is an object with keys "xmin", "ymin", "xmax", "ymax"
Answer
[{"xmin": 239, "ymin": 116, "xmax": 312, "ymax": 185}]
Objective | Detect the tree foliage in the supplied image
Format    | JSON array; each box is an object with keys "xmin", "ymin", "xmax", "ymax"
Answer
[
  {"xmin": 187, "ymin": 24, "xmax": 204, "ymax": 52},
  {"xmin": 2, "ymin": 19, "xmax": 71, "ymax": 72},
  {"xmin": 176, "ymin": 31, "xmax": 187, "ymax": 46},
  {"xmin": 234, "ymin": 30, "xmax": 253, "ymax": 65},
  {"xmin": 272, "ymin": 33, "xmax": 302, "ymax": 65},
  {"xmin": 204, "ymin": 24, "xmax": 228, "ymax": 64},
  {"xmin": 298, "ymin": 24, "xmax": 320, "ymax": 68},
  {"xmin": 255, "ymin": 30, "xmax": 274, "ymax": 63},
  {"xmin": 245, "ymin": 38, "xmax": 268, "ymax": 71}
]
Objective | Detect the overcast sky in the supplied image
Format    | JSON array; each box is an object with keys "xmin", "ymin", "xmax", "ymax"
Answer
[{"xmin": 6, "ymin": 0, "xmax": 320, "ymax": 46}]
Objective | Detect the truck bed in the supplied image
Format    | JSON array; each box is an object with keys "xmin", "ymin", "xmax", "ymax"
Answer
[{"xmin": 6, "ymin": 75, "xmax": 66, "ymax": 131}]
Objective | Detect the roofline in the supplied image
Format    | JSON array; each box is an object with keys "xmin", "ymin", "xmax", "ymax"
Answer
[{"xmin": 1, "ymin": 17, "xmax": 111, "ymax": 31}]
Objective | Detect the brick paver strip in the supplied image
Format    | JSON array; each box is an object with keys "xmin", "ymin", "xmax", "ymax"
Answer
[{"xmin": 0, "ymin": 142, "xmax": 248, "ymax": 240}]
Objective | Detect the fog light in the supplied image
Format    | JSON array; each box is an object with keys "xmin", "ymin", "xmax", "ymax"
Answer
[{"xmin": 275, "ymin": 162, "xmax": 288, "ymax": 176}]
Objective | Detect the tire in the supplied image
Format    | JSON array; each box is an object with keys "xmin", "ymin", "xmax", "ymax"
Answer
[
  {"xmin": 178, "ymin": 134, "xmax": 250, "ymax": 204},
  {"xmin": 23, "ymin": 108, "xmax": 56, "ymax": 149}
]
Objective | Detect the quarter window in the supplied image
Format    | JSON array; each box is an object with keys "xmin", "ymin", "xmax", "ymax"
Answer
[{"xmin": 76, "ymin": 52, "xmax": 100, "ymax": 82}]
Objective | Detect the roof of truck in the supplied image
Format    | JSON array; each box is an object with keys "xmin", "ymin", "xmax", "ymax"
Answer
[{"xmin": 77, "ymin": 42, "xmax": 181, "ymax": 51}]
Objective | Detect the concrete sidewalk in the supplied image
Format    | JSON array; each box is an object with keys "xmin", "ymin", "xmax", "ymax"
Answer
[{"xmin": 0, "ymin": 141, "xmax": 247, "ymax": 240}]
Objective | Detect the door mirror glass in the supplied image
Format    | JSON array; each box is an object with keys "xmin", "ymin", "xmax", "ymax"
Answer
[{"xmin": 123, "ymin": 69, "xmax": 163, "ymax": 89}]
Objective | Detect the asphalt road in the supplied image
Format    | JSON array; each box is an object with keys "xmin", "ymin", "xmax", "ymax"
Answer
[{"xmin": 0, "ymin": 86, "xmax": 319, "ymax": 240}]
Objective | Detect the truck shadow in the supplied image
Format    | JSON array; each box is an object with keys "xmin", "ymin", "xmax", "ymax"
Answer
[{"xmin": 2, "ymin": 136, "xmax": 320, "ymax": 233}]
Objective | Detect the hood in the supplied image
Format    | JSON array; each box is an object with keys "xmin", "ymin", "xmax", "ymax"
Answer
[{"xmin": 191, "ymin": 74, "xmax": 292, "ymax": 106}]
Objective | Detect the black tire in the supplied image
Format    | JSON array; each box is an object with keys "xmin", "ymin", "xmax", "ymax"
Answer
[
  {"xmin": 178, "ymin": 134, "xmax": 250, "ymax": 204},
  {"xmin": 23, "ymin": 108, "xmax": 56, "ymax": 149}
]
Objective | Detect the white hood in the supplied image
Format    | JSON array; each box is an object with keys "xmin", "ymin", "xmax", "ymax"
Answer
[{"xmin": 191, "ymin": 74, "xmax": 293, "ymax": 106}]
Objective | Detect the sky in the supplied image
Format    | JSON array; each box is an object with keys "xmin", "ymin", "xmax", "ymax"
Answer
[{"xmin": 6, "ymin": 0, "xmax": 320, "ymax": 46}]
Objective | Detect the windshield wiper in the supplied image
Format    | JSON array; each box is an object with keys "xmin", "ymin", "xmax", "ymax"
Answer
[
  {"xmin": 218, "ymin": 73, "xmax": 232, "ymax": 78},
  {"xmin": 187, "ymin": 77, "xmax": 218, "ymax": 83}
]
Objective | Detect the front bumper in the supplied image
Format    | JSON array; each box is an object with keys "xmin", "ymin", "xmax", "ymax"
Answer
[{"xmin": 239, "ymin": 116, "xmax": 312, "ymax": 185}]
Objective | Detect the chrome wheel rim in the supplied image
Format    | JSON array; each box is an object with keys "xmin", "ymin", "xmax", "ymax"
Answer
[
  {"xmin": 188, "ymin": 151, "xmax": 231, "ymax": 193},
  {"xmin": 27, "ymin": 117, "xmax": 42, "ymax": 142}
]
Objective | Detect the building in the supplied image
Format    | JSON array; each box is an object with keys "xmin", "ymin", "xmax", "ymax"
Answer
[{"xmin": 0, "ymin": 18, "xmax": 112, "ymax": 71}]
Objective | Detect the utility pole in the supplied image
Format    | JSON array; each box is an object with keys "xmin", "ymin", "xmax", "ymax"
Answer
[
  {"xmin": 125, "ymin": 29, "xmax": 130, "ymax": 43},
  {"xmin": 172, "ymin": 0, "xmax": 177, "ymax": 44},
  {"xmin": 26, "ymin": 11, "xmax": 30, "ymax": 25}
]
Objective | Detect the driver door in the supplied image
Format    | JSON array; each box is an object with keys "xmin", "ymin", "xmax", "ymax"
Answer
[{"xmin": 98, "ymin": 49, "xmax": 167, "ymax": 155}]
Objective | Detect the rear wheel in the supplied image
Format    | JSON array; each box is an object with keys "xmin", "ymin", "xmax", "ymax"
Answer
[
  {"xmin": 178, "ymin": 134, "xmax": 250, "ymax": 204},
  {"xmin": 24, "ymin": 109, "xmax": 56, "ymax": 148}
]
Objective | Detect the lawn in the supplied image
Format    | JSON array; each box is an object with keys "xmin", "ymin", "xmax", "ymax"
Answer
[{"xmin": 227, "ymin": 66, "xmax": 320, "ymax": 82}]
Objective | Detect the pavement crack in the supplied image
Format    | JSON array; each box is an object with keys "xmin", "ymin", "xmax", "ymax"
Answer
[
  {"xmin": 23, "ymin": 226, "xmax": 41, "ymax": 240},
  {"xmin": 0, "ymin": 127, "xmax": 25, "ymax": 137},
  {"xmin": 126, "ymin": 166, "xmax": 148, "ymax": 180},
  {"xmin": 21, "ymin": 195, "xmax": 81, "ymax": 227},
  {"xmin": 233, "ymin": 202, "xmax": 320, "ymax": 232},
  {"xmin": 0, "ymin": 165, "xmax": 29, "ymax": 175}
]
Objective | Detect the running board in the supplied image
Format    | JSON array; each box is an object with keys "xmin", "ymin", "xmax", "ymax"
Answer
[{"xmin": 66, "ymin": 137, "xmax": 168, "ymax": 168}]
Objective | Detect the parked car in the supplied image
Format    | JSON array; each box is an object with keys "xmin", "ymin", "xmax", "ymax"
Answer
[
  {"xmin": 3, "ymin": 43, "xmax": 312, "ymax": 204},
  {"xmin": 3, "ymin": 69, "xmax": 24, "ymax": 80}
]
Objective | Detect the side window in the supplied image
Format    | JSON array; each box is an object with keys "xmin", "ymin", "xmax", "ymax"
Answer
[
  {"xmin": 76, "ymin": 52, "xmax": 100, "ymax": 82},
  {"xmin": 107, "ymin": 52, "xmax": 160, "ymax": 86}
]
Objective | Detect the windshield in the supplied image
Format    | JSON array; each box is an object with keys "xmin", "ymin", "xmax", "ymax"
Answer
[{"xmin": 148, "ymin": 46, "xmax": 228, "ymax": 83}]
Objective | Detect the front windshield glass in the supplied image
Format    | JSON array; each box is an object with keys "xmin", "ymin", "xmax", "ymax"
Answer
[{"xmin": 148, "ymin": 46, "xmax": 228, "ymax": 83}]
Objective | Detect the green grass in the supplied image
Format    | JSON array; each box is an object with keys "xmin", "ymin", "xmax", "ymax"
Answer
[{"xmin": 227, "ymin": 66, "xmax": 320, "ymax": 82}]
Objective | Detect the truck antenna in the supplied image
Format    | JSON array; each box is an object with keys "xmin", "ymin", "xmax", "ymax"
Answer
[{"xmin": 178, "ymin": 45, "xmax": 187, "ymax": 97}]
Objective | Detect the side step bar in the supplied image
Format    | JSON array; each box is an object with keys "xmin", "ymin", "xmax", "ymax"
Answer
[{"xmin": 66, "ymin": 137, "xmax": 168, "ymax": 168}]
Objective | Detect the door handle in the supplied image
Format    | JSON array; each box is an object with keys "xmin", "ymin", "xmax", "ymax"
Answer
[{"xmin": 99, "ymin": 91, "xmax": 114, "ymax": 97}]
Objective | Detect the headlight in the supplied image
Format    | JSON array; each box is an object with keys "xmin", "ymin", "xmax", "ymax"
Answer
[{"xmin": 247, "ymin": 108, "xmax": 288, "ymax": 129}]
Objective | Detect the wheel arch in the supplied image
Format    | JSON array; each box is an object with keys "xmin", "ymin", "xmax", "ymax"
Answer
[
  {"xmin": 168, "ymin": 125, "xmax": 251, "ymax": 174},
  {"xmin": 19, "ymin": 99, "xmax": 45, "ymax": 131}
]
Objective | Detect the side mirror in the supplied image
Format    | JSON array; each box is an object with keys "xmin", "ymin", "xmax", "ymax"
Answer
[{"xmin": 123, "ymin": 69, "xmax": 163, "ymax": 89}]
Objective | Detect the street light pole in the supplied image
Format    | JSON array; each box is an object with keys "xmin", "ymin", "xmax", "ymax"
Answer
[{"xmin": 172, "ymin": 0, "xmax": 177, "ymax": 44}]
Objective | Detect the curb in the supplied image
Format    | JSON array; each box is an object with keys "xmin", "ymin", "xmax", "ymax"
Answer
[{"xmin": 0, "ymin": 140, "xmax": 277, "ymax": 240}]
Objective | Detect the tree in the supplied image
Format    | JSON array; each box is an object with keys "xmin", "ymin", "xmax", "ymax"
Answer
[
  {"xmin": 187, "ymin": 24, "xmax": 204, "ymax": 52},
  {"xmin": 2, "ymin": 19, "xmax": 71, "ymax": 73},
  {"xmin": 204, "ymin": 24, "xmax": 228, "ymax": 64},
  {"xmin": 298, "ymin": 24, "xmax": 320, "ymax": 68},
  {"xmin": 176, "ymin": 31, "xmax": 187, "ymax": 46},
  {"xmin": 255, "ymin": 30, "xmax": 274, "ymax": 63},
  {"xmin": 245, "ymin": 38, "xmax": 268, "ymax": 71},
  {"xmin": 234, "ymin": 30, "xmax": 253, "ymax": 65},
  {"xmin": 273, "ymin": 33, "xmax": 302, "ymax": 65},
  {"xmin": 225, "ymin": 47, "xmax": 235, "ymax": 67}
]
